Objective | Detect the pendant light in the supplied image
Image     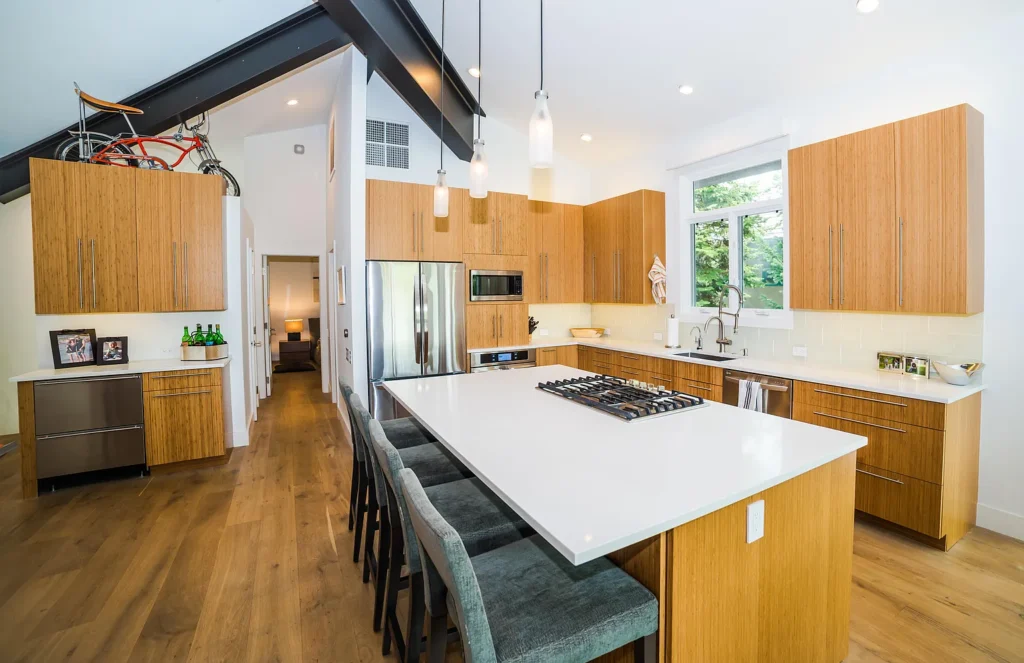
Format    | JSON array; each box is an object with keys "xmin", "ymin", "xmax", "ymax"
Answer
[
  {"xmin": 433, "ymin": 0, "xmax": 450, "ymax": 217},
  {"xmin": 468, "ymin": 0, "xmax": 488, "ymax": 198},
  {"xmin": 529, "ymin": 0, "xmax": 553, "ymax": 168}
]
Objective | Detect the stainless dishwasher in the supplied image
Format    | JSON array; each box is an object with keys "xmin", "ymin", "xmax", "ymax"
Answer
[
  {"xmin": 34, "ymin": 374, "xmax": 146, "ymax": 479},
  {"xmin": 723, "ymin": 369, "xmax": 794, "ymax": 419}
]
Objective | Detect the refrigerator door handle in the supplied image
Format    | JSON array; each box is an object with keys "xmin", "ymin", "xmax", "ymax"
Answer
[
  {"xmin": 419, "ymin": 274, "xmax": 429, "ymax": 373},
  {"xmin": 412, "ymin": 275, "xmax": 422, "ymax": 365}
]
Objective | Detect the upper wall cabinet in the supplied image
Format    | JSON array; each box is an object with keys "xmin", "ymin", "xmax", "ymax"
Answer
[
  {"xmin": 583, "ymin": 190, "xmax": 665, "ymax": 304},
  {"xmin": 788, "ymin": 104, "xmax": 983, "ymax": 315},
  {"xmin": 365, "ymin": 180, "xmax": 464, "ymax": 261},
  {"xmin": 462, "ymin": 190, "xmax": 527, "ymax": 256},
  {"xmin": 527, "ymin": 201, "xmax": 584, "ymax": 303}
]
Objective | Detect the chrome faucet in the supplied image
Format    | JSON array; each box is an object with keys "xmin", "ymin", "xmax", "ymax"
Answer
[
  {"xmin": 704, "ymin": 316, "xmax": 732, "ymax": 353},
  {"xmin": 718, "ymin": 284, "xmax": 742, "ymax": 333},
  {"xmin": 690, "ymin": 326, "xmax": 703, "ymax": 351}
]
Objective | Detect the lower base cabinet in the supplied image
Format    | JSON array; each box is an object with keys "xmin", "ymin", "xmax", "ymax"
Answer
[
  {"xmin": 143, "ymin": 368, "xmax": 226, "ymax": 466},
  {"xmin": 536, "ymin": 345, "xmax": 578, "ymax": 368}
]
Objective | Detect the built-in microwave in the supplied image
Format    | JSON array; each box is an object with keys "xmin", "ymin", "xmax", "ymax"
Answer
[{"xmin": 469, "ymin": 269, "xmax": 524, "ymax": 302}]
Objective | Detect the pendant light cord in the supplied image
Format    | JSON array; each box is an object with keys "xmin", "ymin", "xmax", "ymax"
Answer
[
  {"xmin": 477, "ymin": 0, "xmax": 482, "ymax": 139},
  {"xmin": 440, "ymin": 0, "xmax": 445, "ymax": 169},
  {"xmin": 539, "ymin": 0, "xmax": 544, "ymax": 90}
]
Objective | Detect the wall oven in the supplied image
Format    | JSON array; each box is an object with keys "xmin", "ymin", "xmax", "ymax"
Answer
[{"xmin": 469, "ymin": 269, "xmax": 524, "ymax": 302}]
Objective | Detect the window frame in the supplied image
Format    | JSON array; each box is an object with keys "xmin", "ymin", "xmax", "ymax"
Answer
[{"xmin": 676, "ymin": 138, "xmax": 793, "ymax": 330}]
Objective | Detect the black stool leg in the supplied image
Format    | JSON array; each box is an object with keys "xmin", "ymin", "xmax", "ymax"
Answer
[
  {"xmin": 347, "ymin": 451, "xmax": 359, "ymax": 530},
  {"xmin": 425, "ymin": 595, "xmax": 449, "ymax": 663},
  {"xmin": 372, "ymin": 508, "xmax": 392, "ymax": 632},
  {"xmin": 633, "ymin": 633, "xmax": 656, "ymax": 663},
  {"xmin": 404, "ymin": 571, "xmax": 426, "ymax": 663},
  {"xmin": 382, "ymin": 533, "xmax": 406, "ymax": 656},
  {"xmin": 363, "ymin": 489, "xmax": 378, "ymax": 584},
  {"xmin": 352, "ymin": 463, "xmax": 369, "ymax": 563}
]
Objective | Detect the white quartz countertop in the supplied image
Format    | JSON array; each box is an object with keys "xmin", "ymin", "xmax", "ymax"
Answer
[
  {"xmin": 9, "ymin": 357, "xmax": 231, "ymax": 383},
  {"xmin": 469, "ymin": 336, "xmax": 984, "ymax": 404},
  {"xmin": 384, "ymin": 365, "xmax": 866, "ymax": 565}
]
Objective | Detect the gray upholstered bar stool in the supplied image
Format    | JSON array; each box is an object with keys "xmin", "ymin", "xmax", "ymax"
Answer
[
  {"xmin": 399, "ymin": 468, "xmax": 660, "ymax": 663},
  {"xmin": 368, "ymin": 421, "xmax": 533, "ymax": 663}
]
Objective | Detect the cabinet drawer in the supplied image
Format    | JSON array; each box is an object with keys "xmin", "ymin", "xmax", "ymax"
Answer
[
  {"xmin": 795, "ymin": 381, "xmax": 945, "ymax": 430},
  {"xmin": 673, "ymin": 361, "xmax": 723, "ymax": 386},
  {"xmin": 619, "ymin": 353, "xmax": 645, "ymax": 372},
  {"xmin": 536, "ymin": 347, "xmax": 560, "ymax": 366},
  {"xmin": 618, "ymin": 364, "xmax": 644, "ymax": 381},
  {"xmin": 645, "ymin": 356, "xmax": 675, "ymax": 377},
  {"xmin": 592, "ymin": 361, "xmax": 618, "ymax": 377},
  {"xmin": 794, "ymin": 404, "xmax": 944, "ymax": 484},
  {"xmin": 143, "ymin": 386, "xmax": 225, "ymax": 465},
  {"xmin": 855, "ymin": 463, "xmax": 942, "ymax": 538},
  {"xmin": 673, "ymin": 377, "xmax": 722, "ymax": 403},
  {"xmin": 640, "ymin": 371, "xmax": 673, "ymax": 391},
  {"xmin": 143, "ymin": 368, "xmax": 221, "ymax": 392},
  {"xmin": 588, "ymin": 348, "xmax": 620, "ymax": 366}
]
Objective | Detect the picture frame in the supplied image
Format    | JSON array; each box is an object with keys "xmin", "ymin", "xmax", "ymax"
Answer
[
  {"xmin": 904, "ymin": 354, "xmax": 931, "ymax": 378},
  {"xmin": 337, "ymin": 265, "xmax": 347, "ymax": 305},
  {"xmin": 877, "ymin": 351, "xmax": 903, "ymax": 374},
  {"xmin": 96, "ymin": 336, "xmax": 129, "ymax": 366},
  {"xmin": 49, "ymin": 329, "xmax": 97, "ymax": 369}
]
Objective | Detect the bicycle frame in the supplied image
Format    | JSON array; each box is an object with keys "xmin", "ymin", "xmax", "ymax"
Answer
[{"xmin": 91, "ymin": 133, "xmax": 204, "ymax": 170}]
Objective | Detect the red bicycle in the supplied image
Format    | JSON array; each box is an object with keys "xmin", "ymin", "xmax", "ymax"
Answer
[{"xmin": 55, "ymin": 83, "xmax": 240, "ymax": 196}]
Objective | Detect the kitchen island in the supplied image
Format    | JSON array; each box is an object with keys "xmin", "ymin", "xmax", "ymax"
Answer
[{"xmin": 386, "ymin": 365, "xmax": 868, "ymax": 663}]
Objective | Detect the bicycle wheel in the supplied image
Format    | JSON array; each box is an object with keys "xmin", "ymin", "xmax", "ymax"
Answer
[
  {"xmin": 201, "ymin": 164, "xmax": 241, "ymax": 197},
  {"xmin": 55, "ymin": 134, "xmax": 137, "ymax": 164}
]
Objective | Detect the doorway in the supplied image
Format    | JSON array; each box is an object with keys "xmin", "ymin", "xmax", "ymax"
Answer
[{"xmin": 263, "ymin": 255, "xmax": 322, "ymax": 397}]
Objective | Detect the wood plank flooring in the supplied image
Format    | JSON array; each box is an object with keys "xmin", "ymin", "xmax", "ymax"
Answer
[{"xmin": 0, "ymin": 371, "xmax": 1021, "ymax": 662}]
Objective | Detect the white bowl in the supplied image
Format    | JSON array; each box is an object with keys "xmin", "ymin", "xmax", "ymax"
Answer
[{"xmin": 932, "ymin": 361, "xmax": 983, "ymax": 386}]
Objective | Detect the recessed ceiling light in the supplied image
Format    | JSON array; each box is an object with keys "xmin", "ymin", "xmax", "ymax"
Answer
[
  {"xmin": 468, "ymin": 67, "xmax": 481, "ymax": 78},
  {"xmin": 287, "ymin": 99, "xmax": 299, "ymax": 106},
  {"xmin": 580, "ymin": 133, "xmax": 593, "ymax": 142},
  {"xmin": 856, "ymin": 0, "xmax": 879, "ymax": 13},
  {"xmin": 678, "ymin": 85, "xmax": 694, "ymax": 95}
]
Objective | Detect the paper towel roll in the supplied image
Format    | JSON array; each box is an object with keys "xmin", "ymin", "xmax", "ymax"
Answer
[{"xmin": 665, "ymin": 314, "xmax": 680, "ymax": 348}]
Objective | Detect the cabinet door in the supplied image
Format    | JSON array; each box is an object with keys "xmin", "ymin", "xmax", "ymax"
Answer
[
  {"xmin": 789, "ymin": 140, "xmax": 838, "ymax": 310},
  {"xmin": 560, "ymin": 205, "xmax": 585, "ymax": 303},
  {"xmin": 526, "ymin": 201, "xmax": 552, "ymax": 302},
  {"xmin": 463, "ymin": 192, "xmax": 496, "ymax": 254},
  {"xmin": 536, "ymin": 346, "xmax": 559, "ymax": 366},
  {"xmin": 29, "ymin": 159, "xmax": 80, "ymax": 313},
  {"xmin": 79, "ymin": 164, "xmax": 139, "ymax": 312},
  {"xmin": 497, "ymin": 303, "xmax": 529, "ymax": 346},
  {"xmin": 836, "ymin": 124, "xmax": 897, "ymax": 312},
  {"xmin": 619, "ymin": 191, "xmax": 646, "ymax": 304},
  {"xmin": 466, "ymin": 304, "xmax": 497, "ymax": 349},
  {"xmin": 366, "ymin": 179, "xmax": 418, "ymax": 260},
  {"xmin": 419, "ymin": 184, "xmax": 464, "ymax": 262},
  {"xmin": 494, "ymin": 192, "xmax": 527, "ymax": 256},
  {"xmin": 179, "ymin": 172, "xmax": 224, "ymax": 311},
  {"xmin": 584, "ymin": 199, "xmax": 616, "ymax": 303},
  {"xmin": 136, "ymin": 169, "xmax": 182, "ymax": 312},
  {"xmin": 144, "ymin": 387, "xmax": 225, "ymax": 465}
]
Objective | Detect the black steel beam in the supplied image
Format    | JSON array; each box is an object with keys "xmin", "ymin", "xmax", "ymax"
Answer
[
  {"xmin": 319, "ymin": 0, "xmax": 481, "ymax": 163},
  {"xmin": 0, "ymin": 5, "xmax": 350, "ymax": 203}
]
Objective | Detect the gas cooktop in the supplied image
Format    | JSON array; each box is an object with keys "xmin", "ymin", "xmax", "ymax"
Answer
[{"xmin": 537, "ymin": 375, "xmax": 708, "ymax": 421}]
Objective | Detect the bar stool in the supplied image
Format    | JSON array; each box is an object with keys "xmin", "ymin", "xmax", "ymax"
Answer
[
  {"xmin": 399, "ymin": 468, "xmax": 659, "ymax": 663},
  {"xmin": 368, "ymin": 421, "xmax": 532, "ymax": 663}
]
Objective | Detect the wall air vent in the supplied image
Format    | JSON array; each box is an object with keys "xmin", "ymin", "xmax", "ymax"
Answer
[{"xmin": 366, "ymin": 118, "xmax": 409, "ymax": 169}]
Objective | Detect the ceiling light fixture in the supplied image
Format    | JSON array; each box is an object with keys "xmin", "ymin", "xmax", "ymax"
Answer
[
  {"xmin": 856, "ymin": 0, "xmax": 879, "ymax": 13},
  {"xmin": 433, "ymin": 0, "xmax": 449, "ymax": 217},
  {"xmin": 678, "ymin": 85, "xmax": 693, "ymax": 95},
  {"xmin": 468, "ymin": 66, "xmax": 481, "ymax": 78},
  {"xmin": 469, "ymin": 0, "xmax": 488, "ymax": 198},
  {"xmin": 287, "ymin": 99, "xmax": 299, "ymax": 106},
  {"xmin": 580, "ymin": 133, "xmax": 592, "ymax": 142},
  {"xmin": 529, "ymin": 0, "xmax": 553, "ymax": 168}
]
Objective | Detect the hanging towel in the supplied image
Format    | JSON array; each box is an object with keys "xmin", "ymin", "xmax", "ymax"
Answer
[
  {"xmin": 648, "ymin": 255, "xmax": 667, "ymax": 304},
  {"xmin": 739, "ymin": 379, "xmax": 768, "ymax": 413}
]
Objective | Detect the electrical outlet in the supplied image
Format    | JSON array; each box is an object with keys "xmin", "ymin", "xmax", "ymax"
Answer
[
  {"xmin": 538, "ymin": 329, "xmax": 549, "ymax": 336},
  {"xmin": 604, "ymin": 329, "xmax": 611, "ymax": 336},
  {"xmin": 653, "ymin": 332, "xmax": 663, "ymax": 341},
  {"xmin": 747, "ymin": 500, "xmax": 765, "ymax": 543},
  {"xmin": 792, "ymin": 345, "xmax": 808, "ymax": 358}
]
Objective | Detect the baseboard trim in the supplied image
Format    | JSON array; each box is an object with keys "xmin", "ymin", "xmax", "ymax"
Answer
[{"xmin": 977, "ymin": 503, "xmax": 1024, "ymax": 542}]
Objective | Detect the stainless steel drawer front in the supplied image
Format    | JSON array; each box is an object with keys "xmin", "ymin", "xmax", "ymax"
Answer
[
  {"xmin": 36, "ymin": 425, "xmax": 146, "ymax": 479},
  {"xmin": 34, "ymin": 375, "xmax": 144, "ymax": 436}
]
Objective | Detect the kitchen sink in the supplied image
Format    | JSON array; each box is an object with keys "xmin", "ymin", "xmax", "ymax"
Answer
[{"xmin": 674, "ymin": 351, "xmax": 737, "ymax": 362}]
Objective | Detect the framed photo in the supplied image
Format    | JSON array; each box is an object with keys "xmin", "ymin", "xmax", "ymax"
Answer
[
  {"xmin": 877, "ymin": 351, "xmax": 903, "ymax": 374},
  {"xmin": 97, "ymin": 337, "xmax": 129, "ymax": 365},
  {"xmin": 904, "ymin": 354, "xmax": 930, "ymax": 378},
  {"xmin": 49, "ymin": 329, "xmax": 97, "ymax": 369},
  {"xmin": 337, "ymin": 265, "xmax": 347, "ymax": 305}
]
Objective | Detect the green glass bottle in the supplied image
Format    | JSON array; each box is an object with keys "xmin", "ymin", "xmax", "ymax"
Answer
[
  {"xmin": 205, "ymin": 324, "xmax": 215, "ymax": 346},
  {"xmin": 191, "ymin": 324, "xmax": 203, "ymax": 346},
  {"xmin": 181, "ymin": 326, "xmax": 191, "ymax": 346},
  {"xmin": 214, "ymin": 324, "xmax": 225, "ymax": 345}
]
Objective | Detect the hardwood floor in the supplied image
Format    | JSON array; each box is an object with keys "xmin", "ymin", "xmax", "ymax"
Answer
[{"xmin": 0, "ymin": 371, "xmax": 1021, "ymax": 662}]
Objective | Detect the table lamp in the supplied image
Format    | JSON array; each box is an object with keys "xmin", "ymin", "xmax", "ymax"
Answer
[{"xmin": 285, "ymin": 319, "xmax": 303, "ymax": 342}]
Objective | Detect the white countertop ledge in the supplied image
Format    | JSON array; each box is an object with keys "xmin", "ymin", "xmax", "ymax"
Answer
[
  {"xmin": 385, "ymin": 366, "xmax": 867, "ymax": 565},
  {"xmin": 470, "ymin": 337, "xmax": 985, "ymax": 404},
  {"xmin": 10, "ymin": 357, "xmax": 231, "ymax": 382}
]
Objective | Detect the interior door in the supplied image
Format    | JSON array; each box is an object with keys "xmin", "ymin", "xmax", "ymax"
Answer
[
  {"xmin": 246, "ymin": 242, "xmax": 259, "ymax": 418},
  {"xmin": 180, "ymin": 172, "xmax": 224, "ymax": 311},
  {"xmin": 788, "ymin": 140, "xmax": 839, "ymax": 310},
  {"xmin": 136, "ymin": 169, "xmax": 181, "ymax": 311},
  {"xmin": 262, "ymin": 255, "xmax": 272, "ymax": 398},
  {"xmin": 419, "ymin": 262, "xmax": 466, "ymax": 376},
  {"xmin": 80, "ymin": 163, "xmax": 138, "ymax": 312}
]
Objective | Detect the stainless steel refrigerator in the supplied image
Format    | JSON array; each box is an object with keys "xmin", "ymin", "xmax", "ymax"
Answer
[{"xmin": 366, "ymin": 261, "xmax": 466, "ymax": 419}]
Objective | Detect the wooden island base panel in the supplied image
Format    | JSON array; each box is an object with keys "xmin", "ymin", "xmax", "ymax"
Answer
[{"xmin": 597, "ymin": 453, "xmax": 857, "ymax": 663}]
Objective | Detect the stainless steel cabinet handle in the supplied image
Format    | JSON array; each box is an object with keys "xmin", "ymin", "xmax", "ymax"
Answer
[
  {"xmin": 591, "ymin": 255, "xmax": 596, "ymax": 300},
  {"xmin": 151, "ymin": 372, "xmax": 211, "ymax": 379},
  {"xmin": 812, "ymin": 388, "xmax": 907, "ymax": 407},
  {"xmin": 172, "ymin": 242, "xmax": 178, "ymax": 308},
  {"xmin": 39, "ymin": 374, "xmax": 140, "ymax": 385},
  {"xmin": 544, "ymin": 253, "xmax": 550, "ymax": 300},
  {"xmin": 77, "ymin": 239, "xmax": 84, "ymax": 309},
  {"xmin": 856, "ymin": 468, "xmax": 904, "ymax": 485},
  {"xmin": 898, "ymin": 217, "xmax": 904, "ymax": 307},
  {"xmin": 813, "ymin": 411, "xmax": 906, "ymax": 433},
  {"xmin": 492, "ymin": 218, "xmax": 496, "ymax": 253},
  {"xmin": 538, "ymin": 253, "xmax": 544, "ymax": 302},
  {"xmin": 839, "ymin": 224, "xmax": 845, "ymax": 306},
  {"xmin": 153, "ymin": 390, "xmax": 212, "ymax": 398},
  {"xmin": 184, "ymin": 242, "xmax": 189, "ymax": 308},
  {"xmin": 499, "ymin": 313, "xmax": 504, "ymax": 338},
  {"xmin": 492, "ymin": 314, "xmax": 496, "ymax": 340},
  {"xmin": 420, "ymin": 212, "xmax": 425, "ymax": 254},
  {"xmin": 622, "ymin": 369, "xmax": 641, "ymax": 376},
  {"xmin": 499, "ymin": 216, "xmax": 503, "ymax": 253},
  {"xmin": 90, "ymin": 239, "xmax": 97, "ymax": 309},
  {"xmin": 688, "ymin": 383, "xmax": 713, "ymax": 392},
  {"xmin": 37, "ymin": 424, "xmax": 144, "ymax": 441},
  {"xmin": 412, "ymin": 212, "xmax": 417, "ymax": 251},
  {"xmin": 828, "ymin": 225, "xmax": 833, "ymax": 307}
]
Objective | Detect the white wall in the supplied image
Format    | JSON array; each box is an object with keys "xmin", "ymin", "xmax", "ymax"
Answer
[
  {"xmin": 327, "ymin": 47, "xmax": 369, "ymax": 405},
  {"xmin": 589, "ymin": 15, "xmax": 1024, "ymax": 539},
  {"xmin": 267, "ymin": 258, "xmax": 320, "ymax": 360},
  {"xmin": 365, "ymin": 76, "xmax": 592, "ymax": 205},
  {"xmin": 0, "ymin": 195, "xmax": 40, "ymax": 434}
]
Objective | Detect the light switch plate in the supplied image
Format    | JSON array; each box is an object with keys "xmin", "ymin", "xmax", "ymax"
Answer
[
  {"xmin": 747, "ymin": 500, "xmax": 765, "ymax": 543},
  {"xmin": 538, "ymin": 329, "xmax": 549, "ymax": 336},
  {"xmin": 653, "ymin": 332, "xmax": 664, "ymax": 341},
  {"xmin": 792, "ymin": 345, "xmax": 808, "ymax": 358}
]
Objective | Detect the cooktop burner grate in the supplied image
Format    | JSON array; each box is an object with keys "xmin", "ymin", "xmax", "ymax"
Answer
[{"xmin": 537, "ymin": 374, "xmax": 708, "ymax": 421}]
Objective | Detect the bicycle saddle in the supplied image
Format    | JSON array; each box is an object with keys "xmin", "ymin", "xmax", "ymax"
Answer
[{"xmin": 75, "ymin": 86, "xmax": 144, "ymax": 115}]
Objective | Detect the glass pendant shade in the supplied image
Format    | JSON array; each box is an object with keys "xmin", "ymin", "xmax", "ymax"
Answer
[
  {"xmin": 469, "ymin": 138, "xmax": 489, "ymax": 198},
  {"xmin": 433, "ymin": 169, "xmax": 449, "ymax": 217},
  {"xmin": 529, "ymin": 90, "xmax": 554, "ymax": 168}
]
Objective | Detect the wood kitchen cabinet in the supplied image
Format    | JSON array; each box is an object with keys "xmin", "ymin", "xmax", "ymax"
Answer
[
  {"xmin": 536, "ymin": 345, "xmax": 579, "ymax": 368},
  {"xmin": 30, "ymin": 159, "xmax": 139, "ymax": 313},
  {"xmin": 528, "ymin": 201, "xmax": 584, "ymax": 303},
  {"xmin": 788, "ymin": 140, "xmax": 838, "ymax": 311},
  {"xmin": 466, "ymin": 303, "xmax": 530, "ymax": 349},
  {"xmin": 461, "ymin": 190, "xmax": 527, "ymax": 256},
  {"xmin": 365, "ymin": 180, "xmax": 464, "ymax": 262},
  {"xmin": 143, "ymin": 368, "xmax": 225, "ymax": 466},
  {"xmin": 136, "ymin": 170, "xmax": 224, "ymax": 311},
  {"xmin": 583, "ymin": 190, "xmax": 665, "ymax": 304}
]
